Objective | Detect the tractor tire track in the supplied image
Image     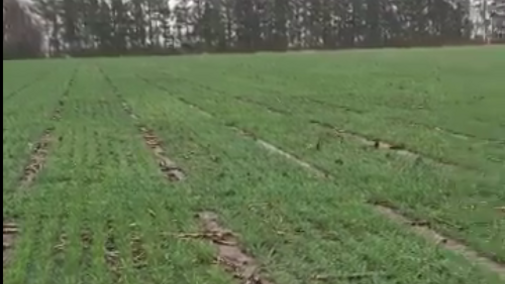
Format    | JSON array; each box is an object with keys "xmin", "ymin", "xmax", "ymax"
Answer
[{"xmin": 177, "ymin": 212, "xmax": 276, "ymax": 284}]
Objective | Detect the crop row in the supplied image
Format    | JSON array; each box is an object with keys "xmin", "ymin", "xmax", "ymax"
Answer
[
  {"xmin": 149, "ymin": 60, "xmax": 504, "ymax": 174},
  {"xmin": 115, "ymin": 62, "xmax": 505, "ymax": 266},
  {"xmin": 3, "ymin": 54, "xmax": 503, "ymax": 283},
  {"xmin": 3, "ymin": 66, "xmax": 78, "ymax": 214},
  {"xmin": 99, "ymin": 64, "xmax": 503, "ymax": 283},
  {"xmin": 4, "ymin": 66, "xmax": 234, "ymax": 283}
]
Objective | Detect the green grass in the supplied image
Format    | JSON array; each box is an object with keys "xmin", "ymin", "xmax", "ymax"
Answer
[{"xmin": 3, "ymin": 46, "xmax": 505, "ymax": 284}]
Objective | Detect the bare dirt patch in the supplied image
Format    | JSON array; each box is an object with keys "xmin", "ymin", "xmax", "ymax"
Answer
[
  {"xmin": 141, "ymin": 127, "xmax": 186, "ymax": 181},
  {"xmin": 370, "ymin": 200, "xmax": 505, "ymax": 279},
  {"xmin": 20, "ymin": 130, "xmax": 53, "ymax": 187},
  {"xmin": 179, "ymin": 212, "xmax": 275, "ymax": 284},
  {"xmin": 3, "ymin": 222, "xmax": 18, "ymax": 267}
]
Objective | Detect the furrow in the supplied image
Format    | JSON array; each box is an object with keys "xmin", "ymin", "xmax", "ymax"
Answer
[
  {"xmin": 141, "ymin": 127, "xmax": 186, "ymax": 181},
  {"xmin": 370, "ymin": 200, "xmax": 505, "ymax": 280},
  {"xmin": 310, "ymin": 119, "xmax": 476, "ymax": 171},
  {"xmin": 99, "ymin": 68, "xmax": 186, "ymax": 182},
  {"xmin": 179, "ymin": 212, "xmax": 276, "ymax": 284}
]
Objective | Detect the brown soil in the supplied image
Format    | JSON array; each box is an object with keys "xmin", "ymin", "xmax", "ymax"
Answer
[
  {"xmin": 179, "ymin": 212, "xmax": 275, "ymax": 284},
  {"xmin": 20, "ymin": 130, "xmax": 53, "ymax": 187},
  {"xmin": 370, "ymin": 200, "xmax": 505, "ymax": 279},
  {"xmin": 141, "ymin": 127, "xmax": 186, "ymax": 181},
  {"xmin": 3, "ymin": 222, "xmax": 18, "ymax": 267}
]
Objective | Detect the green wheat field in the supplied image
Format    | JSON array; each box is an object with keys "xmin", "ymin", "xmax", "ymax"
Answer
[{"xmin": 3, "ymin": 46, "xmax": 505, "ymax": 284}]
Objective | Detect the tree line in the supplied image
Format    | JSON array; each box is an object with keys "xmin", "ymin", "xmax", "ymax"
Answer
[{"xmin": 3, "ymin": 0, "xmax": 504, "ymax": 59}]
